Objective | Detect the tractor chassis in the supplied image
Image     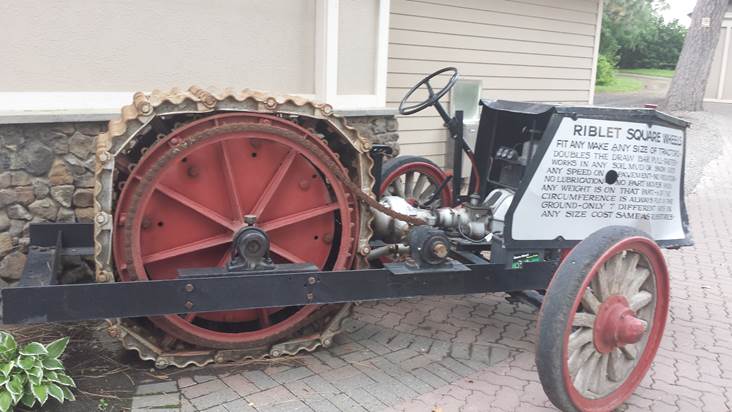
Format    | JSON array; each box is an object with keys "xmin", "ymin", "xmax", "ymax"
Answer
[{"xmin": 2, "ymin": 223, "xmax": 555, "ymax": 325}]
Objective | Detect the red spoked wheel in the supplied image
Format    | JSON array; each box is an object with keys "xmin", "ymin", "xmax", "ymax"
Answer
[
  {"xmin": 536, "ymin": 226, "xmax": 669, "ymax": 412},
  {"xmin": 379, "ymin": 155, "xmax": 452, "ymax": 207},
  {"xmin": 113, "ymin": 113, "xmax": 358, "ymax": 349}
]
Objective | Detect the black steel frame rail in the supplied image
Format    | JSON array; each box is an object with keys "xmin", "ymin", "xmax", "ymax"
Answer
[
  {"xmin": 2, "ymin": 224, "xmax": 556, "ymax": 325},
  {"xmin": 2, "ymin": 261, "xmax": 555, "ymax": 325}
]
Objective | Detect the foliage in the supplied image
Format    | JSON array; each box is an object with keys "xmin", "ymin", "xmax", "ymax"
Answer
[
  {"xmin": 596, "ymin": 54, "xmax": 617, "ymax": 85},
  {"xmin": 620, "ymin": 68, "xmax": 675, "ymax": 78},
  {"xmin": 601, "ymin": 0, "xmax": 687, "ymax": 70},
  {"xmin": 0, "ymin": 332, "xmax": 75, "ymax": 412},
  {"xmin": 619, "ymin": 17, "xmax": 687, "ymax": 69},
  {"xmin": 595, "ymin": 75, "xmax": 644, "ymax": 93}
]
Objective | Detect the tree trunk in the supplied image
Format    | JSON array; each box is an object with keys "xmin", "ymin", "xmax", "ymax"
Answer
[{"xmin": 662, "ymin": 0, "xmax": 728, "ymax": 111}]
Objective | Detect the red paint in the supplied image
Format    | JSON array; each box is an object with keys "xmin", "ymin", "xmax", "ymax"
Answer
[
  {"xmin": 562, "ymin": 237, "xmax": 669, "ymax": 412},
  {"xmin": 379, "ymin": 161, "xmax": 451, "ymax": 206},
  {"xmin": 113, "ymin": 113, "xmax": 358, "ymax": 348},
  {"xmin": 592, "ymin": 295, "xmax": 646, "ymax": 354}
]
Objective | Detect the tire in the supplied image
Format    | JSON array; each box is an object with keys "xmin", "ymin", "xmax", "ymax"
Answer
[
  {"xmin": 379, "ymin": 155, "xmax": 451, "ymax": 207},
  {"xmin": 536, "ymin": 226, "xmax": 669, "ymax": 412}
]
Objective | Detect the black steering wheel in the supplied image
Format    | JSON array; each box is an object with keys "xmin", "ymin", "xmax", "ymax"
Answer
[{"xmin": 398, "ymin": 67, "xmax": 460, "ymax": 115}]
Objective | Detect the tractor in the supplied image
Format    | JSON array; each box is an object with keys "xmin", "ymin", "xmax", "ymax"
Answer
[{"xmin": 2, "ymin": 67, "xmax": 690, "ymax": 412}]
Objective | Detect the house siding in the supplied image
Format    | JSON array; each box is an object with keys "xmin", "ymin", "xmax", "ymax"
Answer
[{"xmin": 387, "ymin": 0, "xmax": 602, "ymax": 167}]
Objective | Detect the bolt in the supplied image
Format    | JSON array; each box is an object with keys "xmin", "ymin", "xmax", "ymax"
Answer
[
  {"xmin": 107, "ymin": 326, "xmax": 119, "ymax": 337},
  {"xmin": 246, "ymin": 241, "xmax": 262, "ymax": 254},
  {"xmin": 244, "ymin": 215, "xmax": 257, "ymax": 225},
  {"xmin": 322, "ymin": 338, "xmax": 332, "ymax": 347},
  {"xmin": 299, "ymin": 179, "xmax": 310, "ymax": 190},
  {"xmin": 170, "ymin": 137, "xmax": 181, "ymax": 146},
  {"xmin": 322, "ymin": 233, "xmax": 333, "ymax": 244},
  {"xmin": 95, "ymin": 213, "xmax": 107, "ymax": 224},
  {"xmin": 187, "ymin": 165, "xmax": 199, "ymax": 177},
  {"xmin": 308, "ymin": 276, "xmax": 316, "ymax": 285},
  {"xmin": 360, "ymin": 246, "xmax": 371, "ymax": 256},
  {"xmin": 271, "ymin": 349, "xmax": 281, "ymax": 357},
  {"xmin": 306, "ymin": 292, "xmax": 314, "ymax": 301},
  {"xmin": 155, "ymin": 359, "xmax": 169, "ymax": 369},
  {"xmin": 98, "ymin": 151, "xmax": 111, "ymax": 163},
  {"xmin": 433, "ymin": 242, "xmax": 449, "ymax": 259},
  {"xmin": 215, "ymin": 354, "xmax": 224, "ymax": 363},
  {"xmin": 185, "ymin": 301, "xmax": 194, "ymax": 310},
  {"xmin": 185, "ymin": 283, "xmax": 194, "ymax": 293}
]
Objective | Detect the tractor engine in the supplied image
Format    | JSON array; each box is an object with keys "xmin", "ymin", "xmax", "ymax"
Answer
[
  {"xmin": 93, "ymin": 88, "xmax": 375, "ymax": 367},
  {"xmin": 371, "ymin": 189, "xmax": 514, "ymax": 244}
]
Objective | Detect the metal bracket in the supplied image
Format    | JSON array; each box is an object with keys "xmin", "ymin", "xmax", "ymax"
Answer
[
  {"xmin": 177, "ymin": 264, "xmax": 317, "ymax": 279},
  {"xmin": 19, "ymin": 223, "xmax": 95, "ymax": 288},
  {"xmin": 370, "ymin": 144, "xmax": 394, "ymax": 198},
  {"xmin": 383, "ymin": 259, "xmax": 469, "ymax": 275}
]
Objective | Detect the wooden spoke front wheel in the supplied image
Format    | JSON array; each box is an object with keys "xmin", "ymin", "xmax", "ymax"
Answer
[{"xmin": 537, "ymin": 226, "xmax": 669, "ymax": 412}]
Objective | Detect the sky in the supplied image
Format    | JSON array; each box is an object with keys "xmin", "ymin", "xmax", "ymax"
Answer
[{"xmin": 660, "ymin": 0, "xmax": 697, "ymax": 26}]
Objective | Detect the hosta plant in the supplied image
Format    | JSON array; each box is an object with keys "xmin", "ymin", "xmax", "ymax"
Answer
[{"xmin": 0, "ymin": 331, "xmax": 76, "ymax": 411}]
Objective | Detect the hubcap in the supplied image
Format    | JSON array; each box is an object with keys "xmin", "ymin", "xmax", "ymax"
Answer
[{"xmin": 567, "ymin": 250, "xmax": 657, "ymax": 399}]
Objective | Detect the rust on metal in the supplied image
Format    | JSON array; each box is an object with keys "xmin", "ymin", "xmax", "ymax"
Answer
[
  {"xmin": 93, "ymin": 88, "xmax": 382, "ymax": 367},
  {"xmin": 133, "ymin": 92, "xmax": 153, "ymax": 115},
  {"xmin": 188, "ymin": 86, "xmax": 217, "ymax": 109}
]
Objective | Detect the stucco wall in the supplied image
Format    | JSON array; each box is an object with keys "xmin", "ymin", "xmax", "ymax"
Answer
[
  {"xmin": 0, "ymin": 0, "xmax": 318, "ymax": 95},
  {"xmin": 388, "ymin": 0, "xmax": 602, "ymax": 167}
]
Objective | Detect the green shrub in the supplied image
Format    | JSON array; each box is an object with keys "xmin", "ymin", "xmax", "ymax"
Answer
[
  {"xmin": 0, "ymin": 332, "xmax": 76, "ymax": 411},
  {"xmin": 596, "ymin": 54, "xmax": 616, "ymax": 86}
]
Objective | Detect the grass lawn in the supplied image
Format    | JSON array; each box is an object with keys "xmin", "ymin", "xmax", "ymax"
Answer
[
  {"xmin": 595, "ymin": 75, "xmax": 644, "ymax": 93},
  {"xmin": 620, "ymin": 68, "xmax": 675, "ymax": 78}
]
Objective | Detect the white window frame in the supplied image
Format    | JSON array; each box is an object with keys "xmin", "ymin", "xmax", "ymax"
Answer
[{"xmin": 315, "ymin": 0, "xmax": 390, "ymax": 109}]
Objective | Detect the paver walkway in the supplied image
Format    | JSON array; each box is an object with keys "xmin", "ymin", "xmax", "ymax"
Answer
[{"xmin": 128, "ymin": 113, "xmax": 732, "ymax": 411}]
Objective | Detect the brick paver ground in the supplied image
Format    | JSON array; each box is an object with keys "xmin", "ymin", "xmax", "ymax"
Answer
[{"xmin": 130, "ymin": 121, "xmax": 732, "ymax": 411}]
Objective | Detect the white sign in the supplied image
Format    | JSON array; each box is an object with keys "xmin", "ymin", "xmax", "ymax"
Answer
[{"xmin": 512, "ymin": 117, "xmax": 685, "ymax": 241}]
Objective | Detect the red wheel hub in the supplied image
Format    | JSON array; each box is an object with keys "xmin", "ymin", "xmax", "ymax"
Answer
[
  {"xmin": 113, "ymin": 113, "xmax": 359, "ymax": 349},
  {"xmin": 593, "ymin": 295, "xmax": 647, "ymax": 354}
]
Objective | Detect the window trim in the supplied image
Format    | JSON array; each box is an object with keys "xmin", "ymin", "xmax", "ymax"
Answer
[{"xmin": 315, "ymin": 0, "xmax": 390, "ymax": 109}]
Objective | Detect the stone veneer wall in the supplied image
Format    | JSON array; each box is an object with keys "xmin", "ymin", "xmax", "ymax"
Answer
[
  {"xmin": 0, "ymin": 122, "xmax": 105, "ymax": 292},
  {"xmin": 344, "ymin": 115, "xmax": 400, "ymax": 156},
  {"xmin": 0, "ymin": 115, "xmax": 397, "ymax": 293}
]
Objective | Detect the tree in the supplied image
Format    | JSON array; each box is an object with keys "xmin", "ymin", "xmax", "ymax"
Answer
[
  {"xmin": 598, "ymin": 0, "xmax": 685, "ymax": 84},
  {"xmin": 617, "ymin": 17, "xmax": 686, "ymax": 69},
  {"xmin": 663, "ymin": 0, "xmax": 728, "ymax": 111},
  {"xmin": 601, "ymin": 0, "xmax": 660, "ymax": 59}
]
